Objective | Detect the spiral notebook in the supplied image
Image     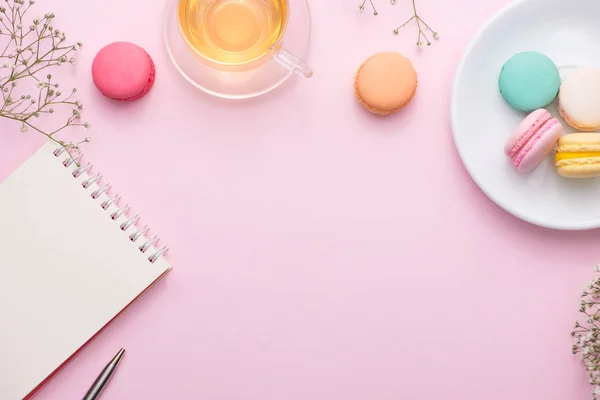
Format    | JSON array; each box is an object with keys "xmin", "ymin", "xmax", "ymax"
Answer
[{"xmin": 0, "ymin": 142, "xmax": 172, "ymax": 400}]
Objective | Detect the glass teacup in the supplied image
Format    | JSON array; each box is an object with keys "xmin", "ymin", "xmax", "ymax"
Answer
[{"xmin": 177, "ymin": 0, "xmax": 312, "ymax": 78}]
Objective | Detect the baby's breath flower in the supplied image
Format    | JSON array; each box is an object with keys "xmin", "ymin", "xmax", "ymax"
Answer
[
  {"xmin": 0, "ymin": 3, "xmax": 90, "ymax": 159},
  {"xmin": 572, "ymin": 265, "xmax": 600, "ymax": 400},
  {"xmin": 360, "ymin": 0, "xmax": 439, "ymax": 48},
  {"xmin": 358, "ymin": 0, "xmax": 378, "ymax": 15},
  {"xmin": 391, "ymin": 0, "xmax": 439, "ymax": 48}
]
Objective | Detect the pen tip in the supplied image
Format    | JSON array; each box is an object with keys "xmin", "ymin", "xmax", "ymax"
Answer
[{"xmin": 111, "ymin": 348, "xmax": 125, "ymax": 365}]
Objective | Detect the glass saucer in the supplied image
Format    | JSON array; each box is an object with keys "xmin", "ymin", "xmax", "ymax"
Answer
[{"xmin": 163, "ymin": 0, "xmax": 312, "ymax": 99}]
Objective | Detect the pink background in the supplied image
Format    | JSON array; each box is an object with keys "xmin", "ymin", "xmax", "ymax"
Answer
[{"xmin": 0, "ymin": 0, "xmax": 598, "ymax": 399}]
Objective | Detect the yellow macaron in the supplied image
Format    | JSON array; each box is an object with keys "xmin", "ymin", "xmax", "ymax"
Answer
[
  {"xmin": 555, "ymin": 133, "xmax": 600, "ymax": 178},
  {"xmin": 354, "ymin": 52, "xmax": 418, "ymax": 115}
]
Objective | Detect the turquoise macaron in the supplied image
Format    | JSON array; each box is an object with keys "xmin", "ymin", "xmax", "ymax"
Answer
[{"xmin": 498, "ymin": 52, "xmax": 560, "ymax": 112}]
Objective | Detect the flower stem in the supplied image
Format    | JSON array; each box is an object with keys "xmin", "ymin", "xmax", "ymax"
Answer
[
  {"xmin": 0, "ymin": 1, "xmax": 88, "ymax": 157},
  {"xmin": 392, "ymin": 0, "xmax": 440, "ymax": 47}
]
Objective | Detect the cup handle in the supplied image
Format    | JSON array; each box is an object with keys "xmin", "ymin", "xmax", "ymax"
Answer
[{"xmin": 273, "ymin": 47, "xmax": 313, "ymax": 78}]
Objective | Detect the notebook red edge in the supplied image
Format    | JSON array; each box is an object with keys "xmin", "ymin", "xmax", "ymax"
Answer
[{"xmin": 24, "ymin": 268, "xmax": 171, "ymax": 399}]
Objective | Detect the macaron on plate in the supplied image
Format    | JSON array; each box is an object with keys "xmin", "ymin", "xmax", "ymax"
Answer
[{"xmin": 451, "ymin": 0, "xmax": 600, "ymax": 230}]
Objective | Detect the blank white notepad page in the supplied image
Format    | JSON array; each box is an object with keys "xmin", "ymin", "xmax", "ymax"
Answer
[{"xmin": 0, "ymin": 142, "xmax": 170, "ymax": 400}]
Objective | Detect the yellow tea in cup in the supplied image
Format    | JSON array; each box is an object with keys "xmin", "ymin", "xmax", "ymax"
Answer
[{"xmin": 178, "ymin": 0, "xmax": 288, "ymax": 67}]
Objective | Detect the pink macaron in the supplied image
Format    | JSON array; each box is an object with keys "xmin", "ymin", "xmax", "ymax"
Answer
[
  {"xmin": 504, "ymin": 109, "xmax": 563, "ymax": 173},
  {"xmin": 92, "ymin": 42, "xmax": 155, "ymax": 101}
]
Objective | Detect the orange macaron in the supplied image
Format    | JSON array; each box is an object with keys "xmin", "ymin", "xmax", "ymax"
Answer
[{"xmin": 354, "ymin": 52, "xmax": 418, "ymax": 115}]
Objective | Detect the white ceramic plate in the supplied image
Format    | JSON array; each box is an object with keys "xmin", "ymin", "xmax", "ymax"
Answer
[{"xmin": 451, "ymin": 0, "xmax": 600, "ymax": 230}]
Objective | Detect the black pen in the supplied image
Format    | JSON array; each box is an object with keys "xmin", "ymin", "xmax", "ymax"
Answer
[{"xmin": 82, "ymin": 348, "xmax": 125, "ymax": 400}]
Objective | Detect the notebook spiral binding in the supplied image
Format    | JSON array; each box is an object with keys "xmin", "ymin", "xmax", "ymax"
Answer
[{"xmin": 52, "ymin": 144, "xmax": 168, "ymax": 264}]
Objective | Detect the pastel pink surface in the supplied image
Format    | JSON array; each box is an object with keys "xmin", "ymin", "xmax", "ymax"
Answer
[
  {"xmin": 505, "ymin": 109, "xmax": 563, "ymax": 173},
  {"xmin": 92, "ymin": 42, "xmax": 154, "ymax": 101},
  {"xmin": 0, "ymin": 1, "xmax": 596, "ymax": 400}
]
